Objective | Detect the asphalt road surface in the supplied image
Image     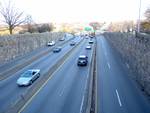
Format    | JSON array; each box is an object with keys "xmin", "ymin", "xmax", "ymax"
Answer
[
  {"xmin": 18, "ymin": 38, "xmax": 94, "ymax": 113},
  {"xmin": 0, "ymin": 36, "xmax": 82, "ymax": 113},
  {"xmin": 96, "ymin": 35, "xmax": 150, "ymax": 113},
  {"xmin": 1, "ymin": 34, "xmax": 150, "ymax": 113},
  {"xmin": 0, "ymin": 35, "xmax": 73, "ymax": 78}
]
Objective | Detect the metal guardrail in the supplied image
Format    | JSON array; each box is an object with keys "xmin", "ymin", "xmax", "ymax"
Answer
[
  {"xmin": 5, "ymin": 38, "xmax": 84, "ymax": 113},
  {"xmin": 0, "ymin": 37, "xmax": 74, "ymax": 81}
]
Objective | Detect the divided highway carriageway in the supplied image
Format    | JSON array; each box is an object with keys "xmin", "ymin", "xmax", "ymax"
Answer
[{"xmin": 0, "ymin": 35, "xmax": 150, "ymax": 113}]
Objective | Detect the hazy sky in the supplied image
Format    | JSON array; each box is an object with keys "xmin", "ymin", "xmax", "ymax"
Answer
[{"xmin": 0, "ymin": 0, "xmax": 150, "ymax": 23}]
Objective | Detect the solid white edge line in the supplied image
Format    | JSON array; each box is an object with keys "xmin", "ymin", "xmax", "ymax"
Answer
[{"xmin": 116, "ymin": 89, "xmax": 122, "ymax": 107}]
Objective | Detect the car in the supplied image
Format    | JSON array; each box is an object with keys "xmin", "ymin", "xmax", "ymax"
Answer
[
  {"xmin": 77, "ymin": 55, "xmax": 88, "ymax": 66},
  {"xmin": 86, "ymin": 45, "xmax": 92, "ymax": 50},
  {"xmin": 85, "ymin": 36, "xmax": 89, "ymax": 39},
  {"xmin": 70, "ymin": 41, "xmax": 76, "ymax": 46},
  {"xmin": 17, "ymin": 69, "xmax": 40, "ymax": 86},
  {"xmin": 90, "ymin": 34, "xmax": 95, "ymax": 38},
  {"xmin": 59, "ymin": 38, "xmax": 65, "ymax": 41},
  {"xmin": 47, "ymin": 41, "xmax": 55, "ymax": 46},
  {"xmin": 53, "ymin": 47, "xmax": 62, "ymax": 53},
  {"xmin": 89, "ymin": 40, "xmax": 94, "ymax": 44},
  {"xmin": 89, "ymin": 35, "xmax": 94, "ymax": 38}
]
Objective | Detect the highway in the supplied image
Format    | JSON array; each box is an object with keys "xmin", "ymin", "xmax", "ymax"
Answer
[
  {"xmin": 1, "ymin": 34, "xmax": 150, "ymax": 113},
  {"xmin": 17, "ymin": 38, "xmax": 94, "ymax": 113},
  {"xmin": 0, "ymin": 35, "xmax": 73, "ymax": 80},
  {"xmin": 96, "ymin": 35, "xmax": 150, "ymax": 113},
  {"xmin": 0, "ymin": 36, "xmax": 83, "ymax": 113}
]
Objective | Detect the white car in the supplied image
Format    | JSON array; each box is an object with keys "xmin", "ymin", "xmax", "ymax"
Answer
[
  {"xmin": 17, "ymin": 69, "xmax": 40, "ymax": 86},
  {"xmin": 47, "ymin": 41, "xmax": 55, "ymax": 46},
  {"xmin": 86, "ymin": 45, "xmax": 92, "ymax": 49}
]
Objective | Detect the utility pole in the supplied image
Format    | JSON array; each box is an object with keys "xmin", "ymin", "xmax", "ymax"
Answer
[{"xmin": 137, "ymin": 0, "xmax": 142, "ymax": 33}]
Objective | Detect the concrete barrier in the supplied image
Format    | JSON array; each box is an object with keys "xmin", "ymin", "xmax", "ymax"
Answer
[{"xmin": 85, "ymin": 38, "xmax": 97, "ymax": 113}]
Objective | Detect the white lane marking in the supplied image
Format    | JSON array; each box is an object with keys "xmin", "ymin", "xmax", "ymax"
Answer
[
  {"xmin": 80, "ymin": 63, "xmax": 90, "ymax": 113},
  {"xmin": 59, "ymin": 85, "xmax": 66, "ymax": 96},
  {"xmin": 126, "ymin": 63, "xmax": 130, "ymax": 69},
  {"xmin": 116, "ymin": 89, "xmax": 122, "ymax": 107},
  {"xmin": 80, "ymin": 95, "xmax": 85, "ymax": 113},
  {"xmin": 107, "ymin": 62, "xmax": 110, "ymax": 69}
]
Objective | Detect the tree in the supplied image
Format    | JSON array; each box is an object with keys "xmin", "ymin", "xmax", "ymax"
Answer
[
  {"xmin": 145, "ymin": 7, "xmax": 150, "ymax": 22},
  {"xmin": 25, "ymin": 15, "xmax": 34, "ymax": 33},
  {"xmin": 37, "ymin": 24, "xmax": 53, "ymax": 33},
  {"xmin": 141, "ymin": 21, "xmax": 150, "ymax": 33},
  {"xmin": 0, "ymin": 1, "xmax": 25, "ymax": 34},
  {"xmin": 89, "ymin": 22, "xmax": 104, "ymax": 31},
  {"xmin": 140, "ymin": 7, "xmax": 150, "ymax": 34}
]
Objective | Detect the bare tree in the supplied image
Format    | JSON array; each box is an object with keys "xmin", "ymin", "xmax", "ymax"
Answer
[
  {"xmin": 145, "ymin": 7, "xmax": 150, "ymax": 22},
  {"xmin": 25, "ymin": 15, "xmax": 34, "ymax": 33},
  {"xmin": 0, "ymin": 1, "xmax": 25, "ymax": 34},
  {"xmin": 37, "ymin": 24, "xmax": 53, "ymax": 33}
]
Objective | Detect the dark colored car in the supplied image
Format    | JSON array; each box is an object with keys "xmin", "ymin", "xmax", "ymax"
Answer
[
  {"xmin": 59, "ymin": 38, "xmax": 65, "ymax": 41},
  {"xmin": 53, "ymin": 47, "xmax": 62, "ymax": 53},
  {"xmin": 77, "ymin": 55, "xmax": 88, "ymax": 66},
  {"xmin": 89, "ymin": 40, "xmax": 94, "ymax": 44},
  {"xmin": 70, "ymin": 41, "xmax": 76, "ymax": 46}
]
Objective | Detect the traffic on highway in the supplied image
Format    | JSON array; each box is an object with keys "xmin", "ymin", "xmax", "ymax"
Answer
[
  {"xmin": 0, "ymin": 34, "xmax": 94, "ymax": 113},
  {"xmin": 0, "ymin": 34, "xmax": 150, "ymax": 113},
  {"xmin": 0, "ymin": 0, "xmax": 149, "ymax": 112}
]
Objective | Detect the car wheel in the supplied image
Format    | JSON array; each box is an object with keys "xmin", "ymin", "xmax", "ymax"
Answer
[
  {"xmin": 37, "ymin": 73, "xmax": 40, "ymax": 78},
  {"xmin": 29, "ymin": 80, "xmax": 33, "ymax": 85}
]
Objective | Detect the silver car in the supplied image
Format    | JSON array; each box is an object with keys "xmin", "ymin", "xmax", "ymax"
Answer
[{"xmin": 17, "ymin": 69, "xmax": 40, "ymax": 86}]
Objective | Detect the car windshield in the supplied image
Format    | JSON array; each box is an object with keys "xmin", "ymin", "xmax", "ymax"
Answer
[{"xmin": 21, "ymin": 71, "xmax": 32, "ymax": 77}]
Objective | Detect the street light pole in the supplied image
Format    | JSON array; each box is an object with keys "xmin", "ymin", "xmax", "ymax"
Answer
[{"xmin": 137, "ymin": 0, "xmax": 142, "ymax": 33}]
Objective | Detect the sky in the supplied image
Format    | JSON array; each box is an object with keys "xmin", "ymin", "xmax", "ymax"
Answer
[{"xmin": 0, "ymin": 0, "xmax": 150, "ymax": 23}]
